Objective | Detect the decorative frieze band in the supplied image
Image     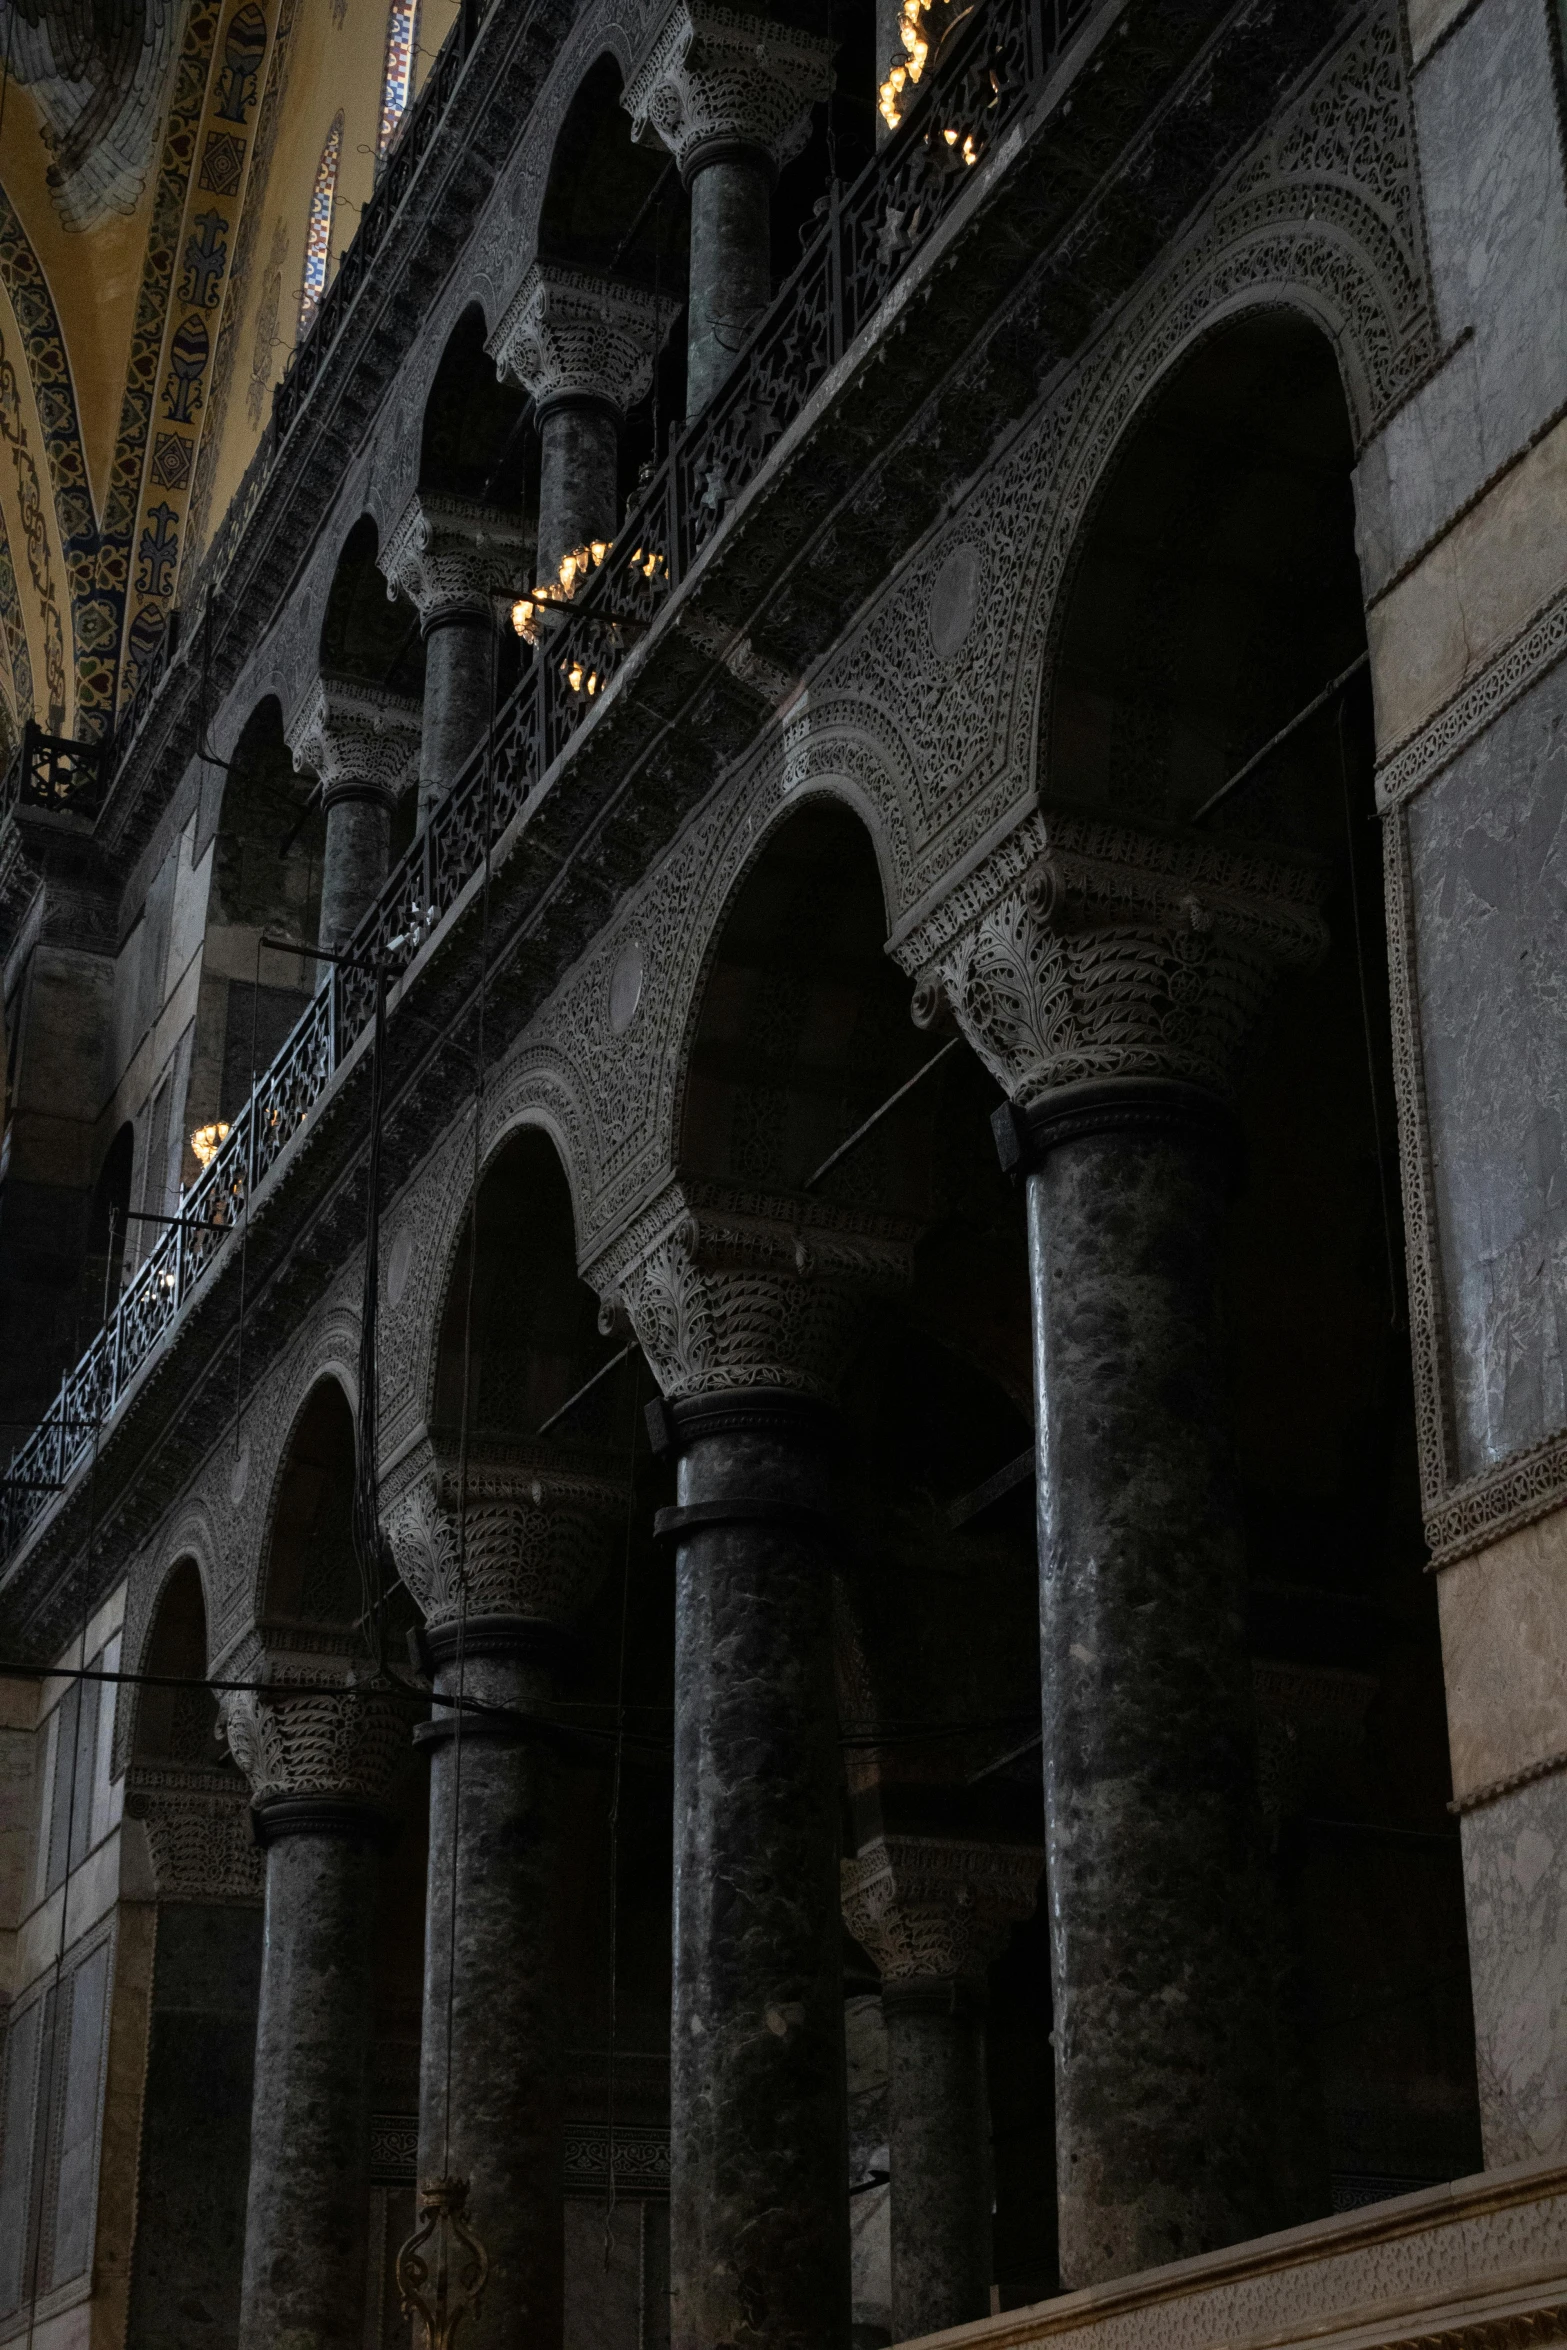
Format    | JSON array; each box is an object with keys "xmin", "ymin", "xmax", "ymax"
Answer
[
  {"xmin": 1424, "ymin": 1425, "xmax": 1567, "ymax": 1573},
  {"xmin": 369, "ymin": 2112, "xmax": 671, "ymax": 2195},
  {"xmin": 1376, "ymin": 581, "xmax": 1567, "ymax": 814}
]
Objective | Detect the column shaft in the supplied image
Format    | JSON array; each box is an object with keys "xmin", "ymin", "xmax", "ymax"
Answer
[
  {"xmin": 319, "ymin": 788, "xmax": 391, "ymax": 955},
  {"xmin": 1025, "ymin": 1091, "xmax": 1274, "ymax": 2286},
  {"xmin": 419, "ymin": 1646, "xmax": 564, "ymax": 2347},
  {"xmin": 668, "ymin": 1392, "xmax": 849, "ymax": 2350},
  {"xmin": 238, "ymin": 1827, "xmax": 378, "ymax": 2350},
  {"xmin": 418, "ymin": 615, "xmax": 494, "ymax": 823},
  {"xmin": 884, "ymin": 1985, "xmax": 991, "ymax": 2336},
  {"xmin": 686, "ymin": 154, "xmax": 772, "ymax": 417},
  {"xmin": 537, "ymin": 401, "xmax": 620, "ymax": 587}
]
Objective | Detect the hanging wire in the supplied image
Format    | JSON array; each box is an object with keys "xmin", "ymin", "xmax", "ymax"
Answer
[
  {"xmin": 602, "ymin": 1353, "xmax": 642, "ymax": 2267},
  {"xmin": 232, "ymin": 931, "xmax": 264, "ymax": 1460}
]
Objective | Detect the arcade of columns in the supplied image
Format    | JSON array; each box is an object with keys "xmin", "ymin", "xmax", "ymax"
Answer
[{"xmin": 208, "ymin": 8, "xmax": 1341, "ymax": 2348}]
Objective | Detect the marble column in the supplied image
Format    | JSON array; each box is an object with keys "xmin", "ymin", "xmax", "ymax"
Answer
[
  {"xmin": 493, "ymin": 264, "xmax": 678, "ymax": 588},
  {"xmin": 378, "ymin": 494, "xmax": 530, "ymax": 826},
  {"xmin": 842, "ymin": 1835, "xmax": 1039, "ymax": 2338},
  {"xmin": 286, "ymin": 677, "xmax": 421, "ymax": 955},
  {"xmin": 594, "ymin": 1181, "xmax": 913, "ymax": 2350},
  {"xmin": 623, "ymin": 0, "xmax": 834, "ymax": 417},
  {"xmin": 222, "ymin": 1672, "xmax": 406, "ymax": 2350},
  {"xmin": 898, "ymin": 810, "xmax": 1327, "ymax": 2290},
  {"xmin": 386, "ymin": 1431, "xmax": 624, "ymax": 2347}
]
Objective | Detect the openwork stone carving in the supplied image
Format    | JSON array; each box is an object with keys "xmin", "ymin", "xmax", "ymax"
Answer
[
  {"xmin": 383, "ymin": 1431, "xmax": 624, "ymax": 1632},
  {"xmin": 286, "ymin": 674, "xmax": 423, "ymax": 808},
  {"xmin": 222, "ymin": 1677, "xmax": 407, "ymax": 1809},
  {"xmin": 491, "ymin": 264, "xmax": 680, "ymax": 418},
  {"xmin": 622, "ymin": 0, "xmax": 835, "ymax": 178},
  {"xmin": 896, "ymin": 809, "xmax": 1326, "ymax": 1108},
  {"xmin": 122, "ymin": 1764, "xmax": 266, "ymax": 1903},
  {"xmin": 841, "ymin": 1834, "xmax": 1040, "ymax": 1985},
  {"xmin": 591, "ymin": 1178, "xmax": 914, "ymax": 1401},
  {"xmin": 378, "ymin": 492, "xmax": 532, "ymax": 627}
]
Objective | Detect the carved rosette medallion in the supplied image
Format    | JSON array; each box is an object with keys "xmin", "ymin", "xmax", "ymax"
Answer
[
  {"xmin": 622, "ymin": 0, "xmax": 835, "ymax": 179},
  {"xmin": 841, "ymin": 1834, "xmax": 1041, "ymax": 1985},
  {"xmin": 285, "ymin": 674, "xmax": 423, "ymax": 808},
  {"xmin": 378, "ymin": 492, "xmax": 532, "ymax": 628},
  {"xmin": 383, "ymin": 1432, "xmax": 625, "ymax": 1633},
  {"xmin": 590, "ymin": 1178, "xmax": 915, "ymax": 1402},
  {"xmin": 895, "ymin": 810, "xmax": 1327, "ymax": 1108},
  {"xmin": 491, "ymin": 265, "xmax": 681, "ymax": 418}
]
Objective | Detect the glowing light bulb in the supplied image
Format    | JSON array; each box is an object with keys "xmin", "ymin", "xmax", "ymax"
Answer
[
  {"xmin": 511, "ymin": 597, "xmax": 535, "ymax": 638},
  {"xmin": 190, "ymin": 1121, "xmax": 229, "ymax": 1169}
]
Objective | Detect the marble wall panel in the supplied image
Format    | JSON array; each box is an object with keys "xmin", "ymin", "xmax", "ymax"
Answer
[
  {"xmin": 1462, "ymin": 1776, "xmax": 1567, "ymax": 2166},
  {"xmin": 1438, "ymin": 1502, "xmax": 1567, "ymax": 1799},
  {"xmin": 1406, "ymin": 662, "xmax": 1567, "ymax": 1475}
]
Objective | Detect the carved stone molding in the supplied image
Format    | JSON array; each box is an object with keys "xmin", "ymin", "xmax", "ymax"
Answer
[
  {"xmin": 378, "ymin": 491, "xmax": 532, "ymax": 628},
  {"xmin": 382, "ymin": 1429, "xmax": 625, "ymax": 1633},
  {"xmin": 841, "ymin": 1834, "xmax": 1041, "ymax": 1985},
  {"xmin": 894, "ymin": 807, "xmax": 1326, "ymax": 1108},
  {"xmin": 491, "ymin": 263, "xmax": 680, "ymax": 418},
  {"xmin": 122, "ymin": 1763, "xmax": 265, "ymax": 1904},
  {"xmin": 285, "ymin": 674, "xmax": 423, "ymax": 807},
  {"xmin": 622, "ymin": 0, "xmax": 834, "ymax": 179},
  {"xmin": 590, "ymin": 1177, "xmax": 915, "ymax": 1401}
]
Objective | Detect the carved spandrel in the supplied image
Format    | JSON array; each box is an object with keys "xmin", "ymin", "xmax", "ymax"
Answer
[
  {"xmin": 378, "ymin": 492, "xmax": 531, "ymax": 628},
  {"xmin": 841, "ymin": 1834, "xmax": 1040, "ymax": 1986},
  {"xmin": 897, "ymin": 809, "xmax": 1327, "ymax": 1109},
  {"xmin": 621, "ymin": 0, "xmax": 834, "ymax": 178},
  {"xmin": 491, "ymin": 265, "xmax": 680, "ymax": 419},
  {"xmin": 590, "ymin": 1178, "xmax": 915, "ymax": 1402},
  {"xmin": 383, "ymin": 1431, "xmax": 625, "ymax": 1634}
]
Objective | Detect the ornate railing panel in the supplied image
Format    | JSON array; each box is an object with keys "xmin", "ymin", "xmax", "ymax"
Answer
[
  {"xmin": 0, "ymin": 0, "xmax": 1097, "ymax": 1559},
  {"xmin": 0, "ymin": 724, "xmax": 110, "ymax": 825}
]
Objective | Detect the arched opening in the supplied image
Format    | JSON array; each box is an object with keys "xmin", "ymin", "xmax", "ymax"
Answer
[
  {"xmin": 319, "ymin": 516, "xmax": 423, "ymax": 865},
  {"xmin": 179, "ymin": 699, "xmax": 325, "ymax": 1176},
  {"xmin": 1049, "ymin": 308, "xmax": 1480, "ymax": 2216},
  {"xmin": 676, "ymin": 799, "xmax": 1052, "ymax": 2330},
  {"xmin": 133, "ymin": 1557, "xmax": 223, "ymax": 1767},
  {"xmin": 419, "ymin": 303, "xmax": 531, "ymax": 509},
  {"xmin": 263, "ymin": 1378, "xmax": 362, "ymax": 1626}
]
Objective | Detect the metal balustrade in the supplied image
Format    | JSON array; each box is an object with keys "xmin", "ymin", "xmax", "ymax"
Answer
[{"xmin": 0, "ymin": 0, "xmax": 1094, "ymax": 1559}]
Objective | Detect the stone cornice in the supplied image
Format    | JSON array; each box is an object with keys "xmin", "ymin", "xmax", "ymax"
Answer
[
  {"xmin": 623, "ymin": 0, "xmax": 835, "ymax": 178},
  {"xmin": 378, "ymin": 492, "xmax": 533, "ymax": 627},
  {"xmin": 491, "ymin": 264, "xmax": 681, "ymax": 419}
]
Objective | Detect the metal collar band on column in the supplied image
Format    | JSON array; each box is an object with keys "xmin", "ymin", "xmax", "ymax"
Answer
[
  {"xmin": 646, "ymin": 1386, "xmax": 838, "ymax": 1455},
  {"xmin": 419, "ymin": 603, "xmax": 498, "ymax": 642},
  {"xmin": 652, "ymin": 1495, "xmax": 837, "ymax": 1542},
  {"xmin": 991, "ymin": 1077, "xmax": 1242, "ymax": 1182},
  {"xmin": 678, "ymin": 132, "xmax": 777, "ymax": 186},
  {"xmin": 320, "ymin": 776, "xmax": 398, "ymax": 814},
  {"xmin": 879, "ymin": 1977, "xmax": 989, "ymax": 2020},
  {"xmin": 533, "ymin": 386, "xmax": 627, "ymax": 433},
  {"xmin": 249, "ymin": 1793, "xmax": 399, "ymax": 1848},
  {"xmin": 422, "ymin": 1612, "xmax": 577, "ymax": 1672}
]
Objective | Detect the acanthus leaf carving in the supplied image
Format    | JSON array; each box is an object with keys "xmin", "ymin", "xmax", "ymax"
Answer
[
  {"xmin": 491, "ymin": 264, "xmax": 680, "ymax": 419},
  {"xmin": 841, "ymin": 1833, "xmax": 1041, "ymax": 1985},
  {"xmin": 622, "ymin": 0, "xmax": 834, "ymax": 178},
  {"xmin": 382, "ymin": 1430, "xmax": 625, "ymax": 1633},
  {"xmin": 285, "ymin": 673, "xmax": 423, "ymax": 807},
  {"xmin": 378, "ymin": 491, "xmax": 532, "ymax": 628}
]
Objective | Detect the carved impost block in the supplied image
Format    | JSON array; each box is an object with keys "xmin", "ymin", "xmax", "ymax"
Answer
[
  {"xmin": 383, "ymin": 1430, "xmax": 626, "ymax": 1634},
  {"xmin": 622, "ymin": 0, "xmax": 835, "ymax": 180},
  {"xmin": 492, "ymin": 265, "xmax": 680, "ymax": 421},
  {"xmin": 590, "ymin": 1178, "xmax": 915, "ymax": 1402},
  {"xmin": 378, "ymin": 492, "xmax": 532, "ymax": 627},
  {"xmin": 895, "ymin": 809, "xmax": 1327, "ymax": 1109},
  {"xmin": 285, "ymin": 673, "xmax": 423, "ymax": 806},
  {"xmin": 122, "ymin": 1763, "xmax": 266, "ymax": 1903},
  {"xmin": 221, "ymin": 1641, "xmax": 407, "ymax": 1811},
  {"xmin": 842, "ymin": 1834, "xmax": 1040, "ymax": 1986}
]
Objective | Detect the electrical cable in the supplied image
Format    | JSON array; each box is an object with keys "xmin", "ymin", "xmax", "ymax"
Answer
[{"xmin": 602, "ymin": 1351, "xmax": 641, "ymax": 2266}]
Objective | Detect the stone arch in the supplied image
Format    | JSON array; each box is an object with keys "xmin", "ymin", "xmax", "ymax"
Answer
[
  {"xmin": 318, "ymin": 511, "xmax": 423, "ymax": 696},
  {"xmin": 114, "ymin": 1508, "xmax": 223, "ymax": 1776},
  {"xmin": 252, "ymin": 1360, "xmax": 360, "ymax": 1628},
  {"xmin": 418, "ymin": 301, "xmax": 530, "ymax": 509}
]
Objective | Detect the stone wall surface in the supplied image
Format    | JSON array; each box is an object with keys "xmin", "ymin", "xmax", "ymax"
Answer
[
  {"xmin": 894, "ymin": 2158, "xmax": 1567, "ymax": 2350},
  {"xmin": 1462, "ymin": 1789, "xmax": 1567, "ymax": 2170}
]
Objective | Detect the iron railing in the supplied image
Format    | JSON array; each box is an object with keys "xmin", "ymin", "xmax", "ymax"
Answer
[
  {"xmin": 0, "ymin": 0, "xmax": 1096, "ymax": 1559},
  {"xmin": 0, "ymin": 724, "xmax": 109, "ymax": 825}
]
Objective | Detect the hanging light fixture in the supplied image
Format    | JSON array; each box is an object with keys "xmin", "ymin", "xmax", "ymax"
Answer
[
  {"xmin": 396, "ymin": 2174, "xmax": 489, "ymax": 2349},
  {"xmin": 190, "ymin": 1120, "xmax": 230, "ymax": 1168}
]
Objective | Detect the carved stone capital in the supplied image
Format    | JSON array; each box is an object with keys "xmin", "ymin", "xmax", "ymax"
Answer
[
  {"xmin": 622, "ymin": 0, "xmax": 835, "ymax": 179},
  {"xmin": 895, "ymin": 809, "xmax": 1327, "ymax": 1108},
  {"xmin": 285, "ymin": 674, "xmax": 422, "ymax": 807},
  {"xmin": 377, "ymin": 492, "xmax": 531, "ymax": 628},
  {"xmin": 491, "ymin": 263, "xmax": 680, "ymax": 421},
  {"xmin": 221, "ymin": 1661, "xmax": 407, "ymax": 1812},
  {"xmin": 382, "ymin": 1430, "xmax": 625, "ymax": 1635},
  {"xmin": 841, "ymin": 1834, "xmax": 1041, "ymax": 1986},
  {"xmin": 590, "ymin": 1178, "xmax": 914, "ymax": 1402},
  {"xmin": 122, "ymin": 1764, "xmax": 266, "ymax": 1903}
]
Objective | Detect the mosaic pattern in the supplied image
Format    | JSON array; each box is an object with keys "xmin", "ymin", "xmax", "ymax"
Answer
[
  {"xmin": 0, "ymin": 498, "xmax": 37, "ymax": 726},
  {"xmin": 299, "ymin": 113, "xmax": 343, "ymax": 332},
  {"xmin": 378, "ymin": 0, "xmax": 419, "ymax": 155},
  {"xmin": 116, "ymin": 0, "xmax": 277, "ymax": 711}
]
